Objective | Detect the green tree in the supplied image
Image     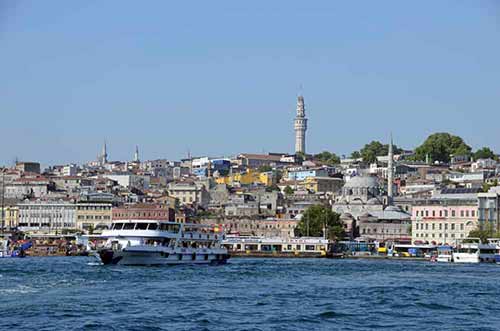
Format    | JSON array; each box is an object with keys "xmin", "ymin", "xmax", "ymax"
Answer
[
  {"xmin": 295, "ymin": 152, "xmax": 305, "ymax": 164},
  {"xmin": 295, "ymin": 205, "xmax": 345, "ymax": 239},
  {"xmin": 359, "ymin": 141, "xmax": 402, "ymax": 164},
  {"xmin": 474, "ymin": 147, "xmax": 497, "ymax": 160},
  {"xmin": 414, "ymin": 132, "xmax": 471, "ymax": 163},
  {"xmin": 468, "ymin": 223, "xmax": 500, "ymax": 243},
  {"xmin": 284, "ymin": 185, "xmax": 294, "ymax": 195},
  {"xmin": 482, "ymin": 179, "xmax": 499, "ymax": 193},
  {"xmin": 313, "ymin": 151, "xmax": 341, "ymax": 166},
  {"xmin": 350, "ymin": 151, "xmax": 361, "ymax": 159}
]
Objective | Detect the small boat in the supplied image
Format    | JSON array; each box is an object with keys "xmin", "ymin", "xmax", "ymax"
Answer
[
  {"xmin": 436, "ymin": 245, "xmax": 453, "ymax": 263},
  {"xmin": 486, "ymin": 238, "xmax": 500, "ymax": 264},
  {"xmin": 453, "ymin": 238, "xmax": 480, "ymax": 264},
  {"xmin": 0, "ymin": 238, "xmax": 29, "ymax": 258},
  {"xmin": 86, "ymin": 220, "xmax": 229, "ymax": 266}
]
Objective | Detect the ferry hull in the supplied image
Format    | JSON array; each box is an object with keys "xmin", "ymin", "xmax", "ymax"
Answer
[
  {"xmin": 97, "ymin": 249, "xmax": 229, "ymax": 266},
  {"xmin": 452, "ymin": 253, "xmax": 480, "ymax": 263}
]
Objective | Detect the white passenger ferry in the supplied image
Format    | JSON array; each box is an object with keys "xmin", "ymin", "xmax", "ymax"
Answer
[{"xmin": 88, "ymin": 220, "xmax": 229, "ymax": 266}]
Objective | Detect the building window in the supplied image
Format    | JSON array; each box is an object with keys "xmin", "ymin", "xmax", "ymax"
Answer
[
  {"xmin": 471, "ymin": 210, "xmax": 475, "ymax": 217},
  {"xmin": 432, "ymin": 211, "xmax": 435, "ymax": 217},
  {"xmin": 451, "ymin": 224, "xmax": 455, "ymax": 230},
  {"xmin": 460, "ymin": 211, "xmax": 464, "ymax": 217},
  {"xmin": 451, "ymin": 211, "xmax": 456, "ymax": 217}
]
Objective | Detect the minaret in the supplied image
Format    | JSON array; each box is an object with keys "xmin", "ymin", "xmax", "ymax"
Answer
[
  {"xmin": 101, "ymin": 140, "xmax": 108, "ymax": 165},
  {"xmin": 387, "ymin": 134, "xmax": 394, "ymax": 200},
  {"xmin": 294, "ymin": 95, "xmax": 308, "ymax": 154},
  {"xmin": 134, "ymin": 145, "xmax": 140, "ymax": 162}
]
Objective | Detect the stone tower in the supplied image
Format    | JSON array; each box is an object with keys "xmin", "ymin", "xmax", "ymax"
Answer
[{"xmin": 294, "ymin": 95, "xmax": 308, "ymax": 154}]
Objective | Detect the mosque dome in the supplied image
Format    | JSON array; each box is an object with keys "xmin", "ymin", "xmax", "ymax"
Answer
[{"xmin": 344, "ymin": 176, "xmax": 379, "ymax": 189}]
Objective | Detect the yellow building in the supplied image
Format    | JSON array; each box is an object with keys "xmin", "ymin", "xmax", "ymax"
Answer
[
  {"xmin": 216, "ymin": 170, "xmax": 273, "ymax": 186},
  {"xmin": 303, "ymin": 177, "xmax": 343, "ymax": 194},
  {"xmin": 76, "ymin": 202, "xmax": 113, "ymax": 232},
  {"xmin": 0, "ymin": 206, "xmax": 19, "ymax": 230}
]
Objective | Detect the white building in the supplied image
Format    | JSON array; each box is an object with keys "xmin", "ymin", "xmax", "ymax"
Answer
[
  {"xmin": 18, "ymin": 200, "xmax": 77, "ymax": 233},
  {"xmin": 104, "ymin": 173, "xmax": 150, "ymax": 190}
]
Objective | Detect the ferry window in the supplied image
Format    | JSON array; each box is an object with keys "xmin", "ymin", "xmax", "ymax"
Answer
[
  {"xmin": 305, "ymin": 245, "xmax": 315, "ymax": 251},
  {"xmin": 123, "ymin": 223, "xmax": 135, "ymax": 230},
  {"xmin": 148, "ymin": 223, "xmax": 158, "ymax": 230},
  {"xmin": 296, "ymin": 245, "xmax": 301, "ymax": 250},
  {"xmin": 136, "ymin": 223, "xmax": 148, "ymax": 230},
  {"xmin": 114, "ymin": 223, "xmax": 124, "ymax": 230}
]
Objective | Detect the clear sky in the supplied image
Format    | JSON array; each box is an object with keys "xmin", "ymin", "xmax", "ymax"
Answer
[{"xmin": 1, "ymin": 1, "xmax": 500, "ymax": 166}]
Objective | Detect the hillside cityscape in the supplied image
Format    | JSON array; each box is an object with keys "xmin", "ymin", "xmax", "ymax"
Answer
[{"xmin": 1, "ymin": 95, "xmax": 498, "ymax": 256}]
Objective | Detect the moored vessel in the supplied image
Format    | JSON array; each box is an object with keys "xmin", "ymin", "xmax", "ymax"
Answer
[
  {"xmin": 453, "ymin": 238, "xmax": 480, "ymax": 264},
  {"xmin": 86, "ymin": 220, "xmax": 229, "ymax": 266}
]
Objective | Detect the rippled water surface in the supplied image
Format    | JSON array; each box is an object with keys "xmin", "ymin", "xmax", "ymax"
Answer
[{"xmin": 1, "ymin": 257, "xmax": 500, "ymax": 330}]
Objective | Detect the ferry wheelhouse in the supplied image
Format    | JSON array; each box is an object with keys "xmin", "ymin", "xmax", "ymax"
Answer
[{"xmin": 88, "ymin": 220, "xmax": 229, "ymax": 266}]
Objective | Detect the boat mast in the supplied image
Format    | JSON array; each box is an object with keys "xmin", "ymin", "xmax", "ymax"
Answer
[{"xmin": 1, "ymin": 170, "xmax": 5, "ymax": 235}]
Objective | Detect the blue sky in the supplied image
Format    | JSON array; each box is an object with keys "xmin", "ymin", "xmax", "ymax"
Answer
[{"xmin": 1, "ymin": 1, "xmax": 500, "ymax": 166}]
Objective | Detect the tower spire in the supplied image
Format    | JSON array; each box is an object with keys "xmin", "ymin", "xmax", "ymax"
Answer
[{"xmin": 294, "ymin": 95, "xmax": 307, "ymax": 154}]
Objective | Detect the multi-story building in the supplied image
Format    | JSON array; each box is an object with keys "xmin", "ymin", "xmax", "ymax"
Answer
[
  {"xmin": 5, "ymin": 177, "xmax": 51, "ymax": 199},
  {"xmin": 17, "ymin": 200, "xmax": 77, "ymax": 233},
  {"xmin": 167, "ymin": 182, "xmax": 209, "ymax": 208},
  {"xmin": 53, "ymin": 176, "xmax": 93, "ymax": 192},
  {"xmin": 15, "ymin": 162, "xmax": 41, "ymax": 174},
  {"xmin": 303, "ymin": 177, "xmax": 343, "ymax": 194},
  {"xmin": 411, "ymin": 193, "xmax": 478, "ymax": 244},
  {"xmin": 75, "ymin": 201, "xmax": 113, "ymax": 232},
  {"xmin": 200, "ymin": 218, "xmax": 298, "ymax": 239},
  {"xmin": 478, "ymin": 186, "xmax": 500, "ymax": 231},
  {"xmin": 0, "ymin": 203, "xmax": 19, "ymax": 230},
  {"xmin": 112, "ymin": 203, "xmax": 175, "ymax": 222},
  {"xmin": 104, "ymin": 173, "xmax": 150, "ymax": 190}
]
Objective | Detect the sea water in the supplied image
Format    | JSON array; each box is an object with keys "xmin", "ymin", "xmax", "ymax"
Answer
[{"xmin": 1, "ymin": 257, "xmax": 499, "ymax": 330}]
